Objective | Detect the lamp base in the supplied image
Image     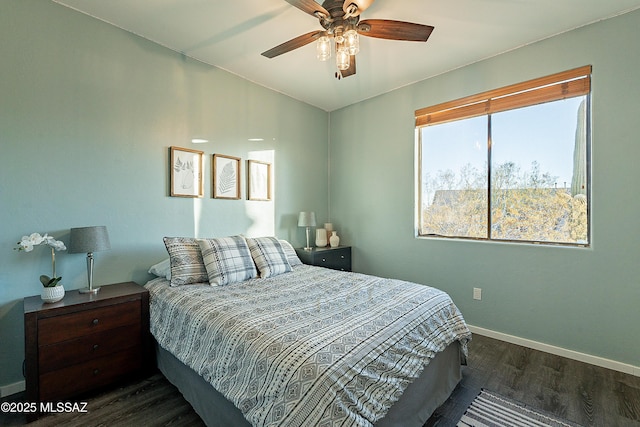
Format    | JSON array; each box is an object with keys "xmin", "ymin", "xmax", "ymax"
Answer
[
  {"xmin": 79, "ymin": 286, "xmax": 100, "ymax": 294},
  {"xmin": 303, "ymin": 246, "xmax": 313, "ymax": 251}
]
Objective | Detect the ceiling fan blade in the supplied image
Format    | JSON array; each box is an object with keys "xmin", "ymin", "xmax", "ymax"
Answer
[
  {"xmin": 341, "ymin": 55, "xmax": 357, "ymax": 78},
  {"xmin": 284, "ymin": 0, "xmax": 330, "ymax": 19},
  {"xmin": 358, "ymin": 19, "xmax": 434, "ymax": 42},
  {"xmin": 262, "ymin": 31, "xmax": 323, "ymax": 58},
  {"xmin": 343, "ymin": 0, "xmax": 374, "ymax": 17}
]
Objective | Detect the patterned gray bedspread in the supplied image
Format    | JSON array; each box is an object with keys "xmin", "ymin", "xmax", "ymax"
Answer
[{"xmin": 145, "ymin": 265, "xmax": 471, "ymax": 427}]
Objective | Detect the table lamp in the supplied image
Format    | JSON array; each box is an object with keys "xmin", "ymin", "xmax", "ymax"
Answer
[
  {"xmin": 69, "ymin": 226, "xmax": 111, "ymax": 294},
  {"xmin": 297, "ymin": 212, "xmax": 316, "ymax": 251}
]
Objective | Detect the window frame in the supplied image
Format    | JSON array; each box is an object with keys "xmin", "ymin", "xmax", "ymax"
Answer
[{"xmin": 415, "ymin": 66, "xmax": 592, "ymax": 247}]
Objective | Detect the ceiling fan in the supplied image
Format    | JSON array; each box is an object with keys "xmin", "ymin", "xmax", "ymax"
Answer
[{"xmin": 261, "ymin": 0, "xmax": 434, "ymax": 79}]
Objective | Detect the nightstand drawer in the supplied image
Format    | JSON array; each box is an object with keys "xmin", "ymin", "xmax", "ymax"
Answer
[
  {"xmin": 38, "ymin": 300, "xmax": 141, "ymax": 345},
  {"xmin": 39, "ymin": 347, "xmax": 142, "ymax": 401},
  {"xmin": 39, "ymin": 324, "xmax": 142, "ymax": 374},
  {"xmin": 316, "ymin": 251, "xmax": 350, "ymax": 271},
  {"xmin": 295, "ymin": 246, "xmax": 352, "ymax": 271}
]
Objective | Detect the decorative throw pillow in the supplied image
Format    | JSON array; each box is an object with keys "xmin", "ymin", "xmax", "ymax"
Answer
[
  {"xmin": 197, "ymin": 236, "xmax": 257, "ymax": 286},
  {"xmin": 148, "ymin": 258, "xmax": 171, "ymax": 280},
  {"xmin": 247, "ymin": 237, "xmax": 292, "ymax": 278},
  {"xmin": 163, "ymin": 237, "xmax": 208, "ymax": 286},
  {"xmin": 279, "ymin": 239, "xmax": 303, "ymax": 267}
]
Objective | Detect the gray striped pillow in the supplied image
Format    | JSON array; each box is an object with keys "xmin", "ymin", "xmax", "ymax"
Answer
[
  {"xmin": 197, "ymin": 236, "xmax": 257, "ymax": 286},
  {"xmin": 163, "ymin": 237, "xmax": 208, "ymax": 286},
  {"xmin": 247, "ymin": 237, "xmax": 292, "ymax": 278}
]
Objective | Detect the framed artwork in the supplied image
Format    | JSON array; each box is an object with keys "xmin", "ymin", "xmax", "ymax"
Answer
[
  {"xmin": 170, "ymin": 146, "xmax": 204, "ymax": 198},
  {"xmin": 247, "ymin": 160, "xmax": 272, "ymax": 201},
  {"xmin": 212, "ymin": 154, "xmax": 241, "ymax": 199}
]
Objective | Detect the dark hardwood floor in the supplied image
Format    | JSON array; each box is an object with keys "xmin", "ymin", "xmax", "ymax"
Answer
[
  {"xmin": 429, "ymin": 335, "xmax": 640, "ymax": 427},
  {"xmin": 2, "ymin": 334, "xmax": 639, "ymax": 426}
]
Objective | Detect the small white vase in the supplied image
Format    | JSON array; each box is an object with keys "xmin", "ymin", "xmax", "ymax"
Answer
[
  {"xmin": 41, "ymin": 285, "xmax": 65, "ymax": 303},
  {"xmin": 315, "ymin": 228, "xmax": 327, "ymax": 247},
  {"xmin": 329, "ymin": 231, "xmax": 340, "ymax": 248},
  {"xmin": 324, "ymin": 223, "xmax": 333, "ymax": 242}
]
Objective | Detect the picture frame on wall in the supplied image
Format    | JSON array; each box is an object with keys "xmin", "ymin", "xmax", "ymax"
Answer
[
  {"xmin": 170, "ymin": 146, "xmax": 204, "ymax": 198},
  {"xmin": 247, "ymin": 160, "xmax": 272, "ymax": 201},
  {"xmin": 213, "ymin": 154, "xmax": 241, "ymax": 199}
]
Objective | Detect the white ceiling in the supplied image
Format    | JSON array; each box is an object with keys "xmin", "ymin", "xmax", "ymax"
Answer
[{"xmin": 53, "ymin": 0, "xmax": 640, "ymax": 112}]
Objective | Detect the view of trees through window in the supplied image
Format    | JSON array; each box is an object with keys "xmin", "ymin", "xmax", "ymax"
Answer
[{"xmin": 419, "ymin": 95, "xmax": 589, "ymax": 245}]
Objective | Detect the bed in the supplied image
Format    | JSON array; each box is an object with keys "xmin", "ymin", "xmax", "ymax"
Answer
[{"xmin": 144, "ymin": 236, "xmax": 471, "ymax": 427}]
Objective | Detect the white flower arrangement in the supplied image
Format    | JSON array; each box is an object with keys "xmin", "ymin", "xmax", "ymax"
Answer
[{"xmin": 15, "ymin": 233, "xmax": 67, "ymax": 287}]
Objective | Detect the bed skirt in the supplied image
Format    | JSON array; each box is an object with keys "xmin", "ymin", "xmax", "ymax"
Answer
[{"xmin": 155, "ymin": 340, "xmax": 462, "ymax": 427}]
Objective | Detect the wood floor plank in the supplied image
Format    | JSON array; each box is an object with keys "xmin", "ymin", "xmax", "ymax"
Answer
[
  {"xmin": 615, "ymin": 373, "xmax": 640, "ymax": 423},
  {"xmin": 428, "ymin": 335, "xmax": 640, "ymax": 427}
]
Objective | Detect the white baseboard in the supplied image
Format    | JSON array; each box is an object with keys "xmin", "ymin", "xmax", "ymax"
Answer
[
  {"xmin": 0, "ymin": 380, "xmax": 25, "ymax": 398},
  {"xmin": 468, "ymin": 325, "xmax": 640, "ymax": 377}
]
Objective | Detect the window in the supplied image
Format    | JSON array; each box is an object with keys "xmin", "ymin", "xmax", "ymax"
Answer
[{"xmin": 416, "ymin": 66, "xmax": 591, "ymax": 246}]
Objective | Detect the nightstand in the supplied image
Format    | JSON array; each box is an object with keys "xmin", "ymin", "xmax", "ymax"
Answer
[
  {"xmin": 295, "ymin": 246, "xmax": 352, "ymax": 271},
  {"xmin": 23, "ymin": 282, "xmax": 151, "ymax": 420}
]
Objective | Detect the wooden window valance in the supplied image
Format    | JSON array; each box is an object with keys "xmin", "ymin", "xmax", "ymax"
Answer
[{"xmin": 415, "ymin": 65, "xmax": 592, "ymax": 128}]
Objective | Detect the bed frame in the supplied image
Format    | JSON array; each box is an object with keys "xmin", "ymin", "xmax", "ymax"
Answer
[{"xmin": 155, "ymin": 340, "xmax": 462, "ymax": 427}]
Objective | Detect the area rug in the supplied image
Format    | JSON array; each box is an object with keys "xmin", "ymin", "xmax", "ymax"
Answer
[{"xmin": 457, "ymin": 389, "xmax": 582, "ymax": 427}]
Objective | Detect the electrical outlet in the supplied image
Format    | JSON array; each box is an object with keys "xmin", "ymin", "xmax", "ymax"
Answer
[{"xmin": 473, "ymin": 287, "xmax": 482, "ymax": 300}]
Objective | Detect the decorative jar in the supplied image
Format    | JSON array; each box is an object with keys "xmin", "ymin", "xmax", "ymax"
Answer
[
  {"xmin": 324, "ymin": 223, "xmax": 333, "ymax": 242},
  {"xmin": 315, "ymin": 228, "xmax": 327, "ymax": 247},
  {"xmin": 329, "ymin": 231, "xmax": 340, "ymax": 248}
]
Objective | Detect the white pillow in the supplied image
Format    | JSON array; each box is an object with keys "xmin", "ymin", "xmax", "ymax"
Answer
[
  {"xmin": 197, "ymin": 236, "xmax": 257, "ymax": 286},
  {"xmin": 148, "ymin": 258, "xmax": 171, "ymax": 280},
  {"xmin": 246, "ymin": 237, "xmax": 292, "ymax": 278}
]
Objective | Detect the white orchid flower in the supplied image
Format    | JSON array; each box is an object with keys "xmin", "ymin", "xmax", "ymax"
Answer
[
  {"xmin": 30, "ymin": 233, "xmax": 45, "ymax": 243},
  {"xmin": 49, "ymin": 240, "xmax": 67, "ymax": 251},
  {"xmin": 43, "ymin": 234, "xmax": 65, "ymax": 251},
  {"xmin": 17, "ymin": 240, "xmax": 34, "ymax": 252},
  {"xmin": 18, "ymin": 233, "xmax": 43, "ymax": 252},
  {"xmin": 17, "ymin": 233, "xmax": 65, "ymax": 252},
  {"xmin": 15, "ymin": 232, "xmax": 67, "ymax": 287}
]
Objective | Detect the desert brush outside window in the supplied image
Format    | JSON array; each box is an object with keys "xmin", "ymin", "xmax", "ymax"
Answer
[{"xmin": 415, "ymin": 66, "xmax": 591, "ymax": 246}]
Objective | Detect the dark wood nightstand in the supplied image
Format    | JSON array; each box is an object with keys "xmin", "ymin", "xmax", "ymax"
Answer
[
  {"xmin": 23, "ymin": 282, "xmax": 151, "ymax": 420},
  {"xmin": 295, "ymin": 246, "xmax": 352, "ymax": 271}
]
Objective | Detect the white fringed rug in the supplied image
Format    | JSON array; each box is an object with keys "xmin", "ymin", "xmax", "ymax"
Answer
[{"xmin": 457, "ymin": 389, "xmax": 583, "ymax": 427}]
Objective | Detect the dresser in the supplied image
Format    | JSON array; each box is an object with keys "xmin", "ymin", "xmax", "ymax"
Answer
[
  {"xmin": 295, "ymin": 246, "xmax": 352, "ymax": 271},
  {"xmin": 24, "ymin": 282, "xmax": 151, "ymax": 420}
]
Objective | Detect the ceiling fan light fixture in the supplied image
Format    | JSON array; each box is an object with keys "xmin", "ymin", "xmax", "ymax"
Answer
[
  {"xmin": 336, "ymin": 43, "xmax": 350, "ymax": 71},
  {"xmin": 344, "ymin": 28, "xmax": 359, "ymax": 55},
  {"xmin": 316, "ymin": 35, "xmax": 331, "ymax": 61},
  {"xmin": 263, "ymin": 0, "xmax": 435, "ymax": 79},
  {"xmin": 334, "ymin": 27, "xmax": 344, "ymax": 44}
]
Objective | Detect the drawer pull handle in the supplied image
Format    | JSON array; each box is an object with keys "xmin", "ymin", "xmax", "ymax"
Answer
[
  {"xmin": 92, "ymin": 344, "xmax": 99, "ymax": 351},
  {"xmin": 92, "ymin": 318, "xmax": 99, "ymax": 326},
  {"xmin": 322, "ymin": 258, "xmax": 326, "ymax": 262},
  {"xmin": 93, "ymin": 369, "xmax": 100, "ymax": 376},
  {"xmin": 341, "ymin": 255, "xmax": 345, "ymax": 259}
]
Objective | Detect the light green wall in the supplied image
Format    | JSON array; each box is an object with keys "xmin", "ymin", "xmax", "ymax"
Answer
[
  {"xmin": 0, "ymin": 0, "xmax": 329, "ymax": 388},
  {"xmin": 330, "ymin": 10, "xmax": 640, "ymax": 366},
  {"xmin": 2, "ymin": 0, "xmax": 639, "ymax": 394}
]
